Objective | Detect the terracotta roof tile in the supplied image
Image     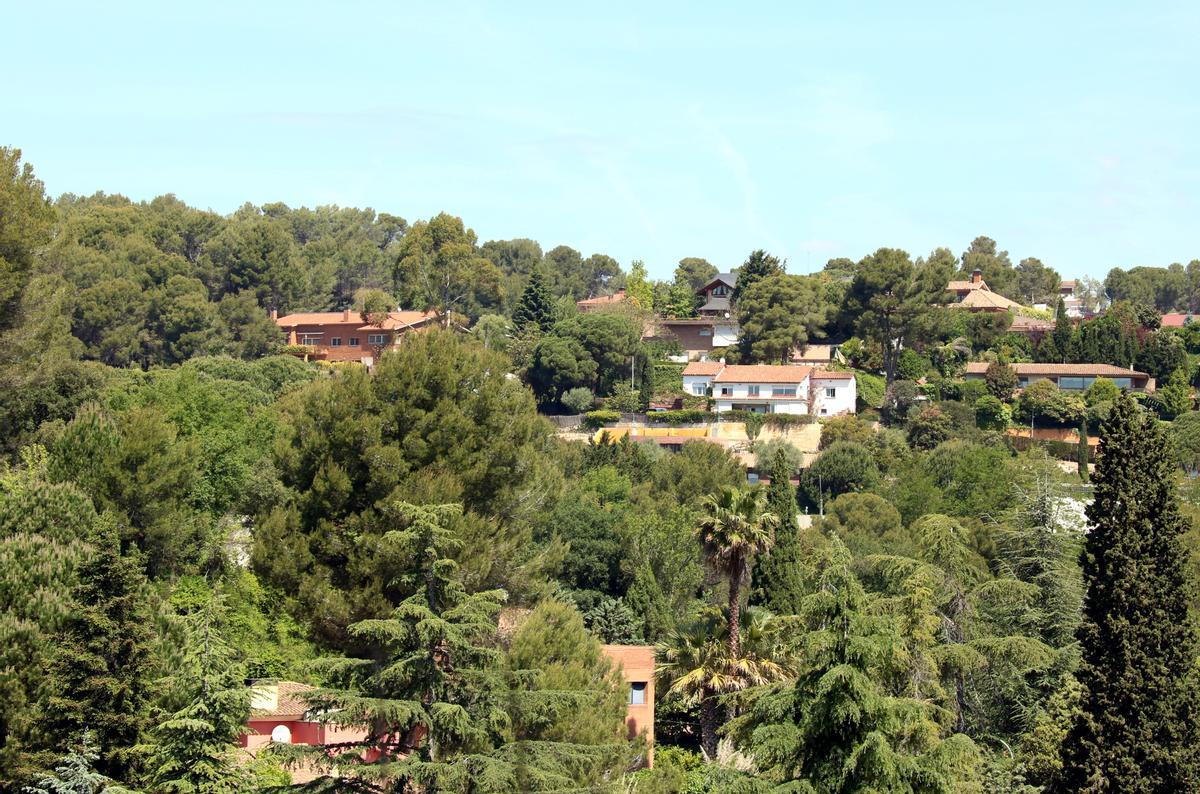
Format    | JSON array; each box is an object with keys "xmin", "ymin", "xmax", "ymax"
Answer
[
  {"xmin": 713, "ymin": 365, "xmax": 811, "ymax": 384},
  {"xmin": 811, "ymin": 370, "xmax": 855, "ymax": 380},
  {"xmin": 957, "ymin": 290, "xmax": 1021, "ymax": 310},
  {"xmin": 964, "ymin": 362, "xmax": 1149, "ymax": 378},
  {"xmin": 682, "ymin": 361, "xmax": 723, "ymax": 376},
  {"xmin": 250, "ymin": 681, "xmax": 314, "ymax": 719}
]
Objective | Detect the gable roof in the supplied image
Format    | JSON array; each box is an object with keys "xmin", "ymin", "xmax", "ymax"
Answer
[
  {"xmin": 277, "ymin": 310, "xmax": 434, "ymax": 329},
  {"xmin": 698, "ymin": 273, "xmax": 737, "ymax": 293},
  {"xmin": 359, "ymin": 311, "xmax": 435, "ymax": 331},
  {"xmin": 811, "ymin": 369, "xmax": 855, "ymax": 380},
  {"xmin": 576, "ymin": 289, "xmax": 626, "ymax": 308},
  {"xmin": 1009, "ymin": 314, "xmax": 1055, "ymax": 331},
  {"xmin": 682, "ymin": 361, "xmax": 723, "ymax": 376},
  {"xmin": 713, "ymin": 365, "xmax": 811, "ymax": 384}
]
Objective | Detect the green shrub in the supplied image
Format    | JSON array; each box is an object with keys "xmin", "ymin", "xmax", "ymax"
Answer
[
  {"xmin": 582, "ymin": 410, "xmax": 621, "ymax": 429},
  {"xmin": 561, "ymin": 387, "xmax": 595, "ymax": 414},
  {"xmin": 645, "ymin": 409, "xmax": 710, "ymax": 425},
  {"xmin": 855, "ymin": 371, "xmax": 886, "ymax": 410},
  {"xmin": 975, "ymin": 395, "xmax": 1009, "ymax": 430}
]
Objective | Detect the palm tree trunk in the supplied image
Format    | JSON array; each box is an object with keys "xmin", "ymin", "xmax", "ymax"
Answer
[
  {"xmin": 700, "ymin": 689, "xmax": 719, "ymax": 760},
  {"xmin": 728, "ymin": 558, "xmax": 742, "ymax": 659}
]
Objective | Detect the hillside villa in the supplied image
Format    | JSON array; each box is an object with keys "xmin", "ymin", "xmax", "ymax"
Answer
[
  {"xmin": 945, "ymin": 270, "xmax": 1058, "ymax": 338},
  {"xmin": 963, "ymin": 362, "xmax": 1154, "ymax": 392},
  {"xmin": 241, "ymin": 644, "xmax": 658, "ymax": 780},
  {"xmin": 683, "ymin": 362, "xmax": 856, "ymax": 416},
  {"xmin": 274, "ymin": 309, "xmax": 434, "ymax": 365}
]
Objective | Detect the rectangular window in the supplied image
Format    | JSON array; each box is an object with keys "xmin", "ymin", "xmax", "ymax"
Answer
[
  {"xmin": 367, "ymin": 334, "xmax": 388, "ymax": 345},
  {"xmin": 824, "ymin": 387, "xmax": 836, "ymax": 398},
  {"xmin": 1113, "ymin": 378, "xmax": 1132, "ymax": 389},
  {"xmin": 698, "ymin": 328, "xmax": 713, "ymax": 337},
  {"xmin": 693, "ymin": 384, "xmax": 706, "ymax": 396},
  {"xmin": 299, "ymin": 334, "xmax": 322, "ymax": 345},
  {"xmin": 720, "ymin": 387, "xmax": 732, "ymax": 396},
  {"xmin": 712, "ymin": 285, "xmax": 727, "ymax": 296},
  {"xmin": 629, "ymin": 682, "xmax": 647, "ymax": 705},
  {"xmin": 772, "ymin": 387, "xmax": 797, "ymax": 398},
  {"xmin": 1018, "ymin": 378, "xmax": 1030, "ymax": 387},
  {"xmin": 348, "ymin": 337, "xmax": 360, "ymax": 346},
  {"xmin": 748, "ymin": 385, "xmax": 760, "ymax": 397},
  {"xmin": 331, "ymin": 337, "xmax": 343, "ymax": 347},
  {"xmin": 1058, "ymin": 376, "xmax": 1086, "ymax": 390}
]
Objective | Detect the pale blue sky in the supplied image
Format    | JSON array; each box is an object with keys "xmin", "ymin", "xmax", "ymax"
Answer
[{"xmin": 5, "ymin": 1, "xmax": 1198, "ymax": 280}]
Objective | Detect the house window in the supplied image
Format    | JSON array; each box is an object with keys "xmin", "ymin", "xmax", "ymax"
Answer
[
  {"xmin": 1112, "ymin": 378, "xmax": 1132, "ymax": 389},
  {"xmin": 772, "ymin": 387, "xmax": 797, "ymax": 398},
  {"xmin": 331, "ymin": 337, "xmax": 343, "ymax": 347},
  {"xmin": 629, "ymin": 682, "xmax": 647, "ymax": 705},
  {"xmin": 825, "ymin": 387, "xmax": 836, "ymax": 398},
  {"xmin": 299, "ymin": 334, "xmax": 322, "ymax": 345},
  {"xmin": 698, "ymin": 328, "xmax": 713, "ymax": 337},
  {"xmin": 720, "ymin": 387, "xmax": 732, "ymax": 396},
  {"xmin": 348, "ymin": 337, "xmax": 360, "ymax": 346},
  {"xmin": 367, "ymin": 334, "xmax": 388, "ymax": 345},
  {"xmin": 1058, "ymin": 376, "xmax": 1086, "ymax": 390},
  {"xmin": 692, "ymin": 384, "xmax": 707, "ymax": 396},
  {"xmin": 820, "ymin": 408, "xmax": 828, "ymax": 415},
  {"xmin": 748, "ymin": 385, "xmax": 760, "ymax": 397},
  {"xmin": 711, "ymin": 285, "xmax": 728, "ymax": 297}
]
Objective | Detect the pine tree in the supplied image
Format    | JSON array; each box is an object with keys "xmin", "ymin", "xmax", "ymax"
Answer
[
  {"xmin": 752, "ymin": 449, "xmax": 806, "ymax": 615},
  {"xmin": 739, "ymin": 539, "xmax": 979, "ymax": 791},
  {"xmin": 143, "ymin": 605, "xmax": 252, "ymax": 794},
  {"xmin": 512, "ymin": 268, "xmax": 555, "ymax": 333},
  {"xmin": 23, "ymin": 731, "xmax": 132, "ymax": 794},
  {"xmin": 40, "ymin": 519, "xmax": 153, "ymax": 786},
  {"xmin": 1057, "ymin": 395, "xmax": 1200, "ymax": 792},
  {"xmin": 285, "ymin": 501, "xmax": 632, "ymax": 791}
]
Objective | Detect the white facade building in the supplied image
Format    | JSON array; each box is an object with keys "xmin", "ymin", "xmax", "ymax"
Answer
[{"xmin": 681, "ymin": 363, "xmax": 857, "ymax": 416}]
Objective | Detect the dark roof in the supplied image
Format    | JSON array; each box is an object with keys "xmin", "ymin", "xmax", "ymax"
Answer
[
  {"xmin": 698, "ymin": 273, "xmax": 737, "ymax": 293},
  {"xmin": 698, "ymin": 295, "xmax": 732, "ymax": 313}
]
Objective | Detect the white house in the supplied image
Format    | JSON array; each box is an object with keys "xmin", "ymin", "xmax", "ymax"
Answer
[{"xmin": 681, "ymin": 362, "xmax": 857, "ymax": 416}]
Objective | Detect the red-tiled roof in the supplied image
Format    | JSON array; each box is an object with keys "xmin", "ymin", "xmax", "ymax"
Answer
[
  {"xmin": 958, "ymin": 289, "xmax": 1021, "ymax": 310},
  {"xmin": 811, "ymin": 370, "xmax": 855, "ymax": 380},
  {"xmin": 682, "ymin": 361, "xmax": 723, "ymax": 376},
  {"xmin": 249, "ymin": 681, "xmax": 314, "ymax": 719},
  {"xmin": 947, "ymin": 279, "xmax": 988, "ymax": 292},
  {"xmin": 1161, "ymin": 313, "xmax": 1195, "ymax": 328},
  {"xmin": 713, "ymin": 365, "xmax": 811, "ymax": 384},
  {"xmin": 1010, "ymin": 314, "xmax": 1055, "ymax": 330},
  {"xmin": 276, "ymin": 311, "xmax": 364, "ymax": 325},
  {"xmin": 964, "ymin": 362, "xmax": 1149, "ymax": 378},
  {"xmin": 576, "ymin": 290, "xmax": 626, "ymax": 307},
  {"xmin": 358, "ymin": 311, "xmax": 434, "ymax": 330}
]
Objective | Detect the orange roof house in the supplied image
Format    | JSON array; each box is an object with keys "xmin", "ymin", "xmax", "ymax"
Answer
[
  {"xmin": 274, "ymin": 309, "xmax": 434, "ymax": 365},
  {"xmin": 576, "ymin": 290, "xmax": 627, "ymax": 312},
  {"xmin": 241, "ymin": 681, "xmax": 368, "ymax": 784}
]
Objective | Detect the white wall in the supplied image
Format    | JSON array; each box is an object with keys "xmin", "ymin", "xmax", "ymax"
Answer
[
  {"xmin": 713, "ymin": 323, "xmax": 739, "ymax": 347},
  {"xmin": 713, "ymin": 378, "xmax": 810, "ymax": 414},
  {"xmin": 812, "ymin": 377, "xmax": 856, "ymax": 416},
  {"xmin": 714, "ymin": 398, "xmax": 808, "ymax": 415},
  {"xmin": 682, "ymin": 374, "xmax": 713, "ymax": 397}
]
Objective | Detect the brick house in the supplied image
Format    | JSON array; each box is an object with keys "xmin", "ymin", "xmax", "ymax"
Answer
[{"xmin": 274, "ymin": 309, "xmax": 434, "ymax": 365}]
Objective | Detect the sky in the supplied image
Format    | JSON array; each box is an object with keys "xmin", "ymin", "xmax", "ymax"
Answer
[{"xmin": 5, "ymin": 1, "xmax": 1199, "ymax": 280}]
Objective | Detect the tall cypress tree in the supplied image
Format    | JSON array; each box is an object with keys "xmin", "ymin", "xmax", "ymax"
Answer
[
  {"xmin": 1057, "ymin": 395, "xmax": 1200, "ymax": 791},
  {"xmin": 512, "ymin": 268, "xmax": 555, "ymax": 333},
  {"xmin": 752, "ymin": 449, "xmax": 805, "ymax": 614},
  {"xmin": 40, "ymin": 519, "xmax": 153, "ymax": 785},
  {"xmin": 1051, "ymin": 296, "xmax": 1073, "ymax": 363}
]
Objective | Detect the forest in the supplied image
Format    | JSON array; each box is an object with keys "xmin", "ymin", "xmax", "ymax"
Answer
[{"xmin": 3, "ymin": 143, "xmax": 1200, "ymax": 794}]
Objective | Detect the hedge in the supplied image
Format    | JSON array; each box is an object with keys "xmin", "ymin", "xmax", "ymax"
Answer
[{"xmin": 582, "ymin": 410, "xmax": 621, "ymax": 429}]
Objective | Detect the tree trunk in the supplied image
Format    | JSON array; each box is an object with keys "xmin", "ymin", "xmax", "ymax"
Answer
[
  {"xmin": 728, "ymin": 560, "xmax": 742, "ymax": 660},
  {"xmin": 700, "ymin": 690, "xmax": 719, "ymax": 760}
]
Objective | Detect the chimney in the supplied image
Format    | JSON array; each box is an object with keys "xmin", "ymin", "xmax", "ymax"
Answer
[
  {"xmin": 343, "ymin": 308, "xmax": 352, "ymax": 322},
  {"xmin": 971, "ymin": 269, "xmax": 983, "ymax": 285},
  {"xmin": 270, "ymin": 309, "xmax": 278, "ymax": 320}
]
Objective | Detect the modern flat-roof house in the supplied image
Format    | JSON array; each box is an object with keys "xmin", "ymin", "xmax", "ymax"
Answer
[
  {"xmin": 963, "ymin": 362, "xmax": 1154, "ymax": 392},
  {"xmin": 274, "ymin": 309, "xmax": 434, "ymax": 366},
  {"xmin": 683, "ymin": 362, "xmax": 856, "ymax": 416}
]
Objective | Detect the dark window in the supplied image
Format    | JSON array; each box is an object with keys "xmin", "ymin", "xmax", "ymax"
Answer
[
  {"xmin": 348, "ymin": 337, "xmax": 360, "ymax": 346},
  {"xmin": 331, "ymin": 337, "xmax": 343, "ymax": 347},
  {"xmin": 629, "ymin": 682, "xmax": 647, "ymax": 705}
]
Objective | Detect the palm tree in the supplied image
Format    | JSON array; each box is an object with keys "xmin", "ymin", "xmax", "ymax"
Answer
[
  {"xmin": 656, "ymin": 607, "xmax": 792, "ymax": 759},
  {"xmin": 695, "ymin": 486, "xmax": 778, "ymax": 658}
]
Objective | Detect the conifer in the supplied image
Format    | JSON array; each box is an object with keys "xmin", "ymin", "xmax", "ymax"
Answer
[
  {"xmin": 40, "ymin": 518, "xmax": 152, "ymax": 786},
  {"xmin": 512, "ymin": 268, "xmax": 555, "ymax": 333},
  {"xmin": 1057, "ymin": 395, "xmax": 1200, "ymax": 792},
  {"xmin": 752, "ymin": 449, "xmax": 806, "ymax": 615}
]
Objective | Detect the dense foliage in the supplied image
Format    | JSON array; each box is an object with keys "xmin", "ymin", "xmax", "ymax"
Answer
[{"xmin": 2, "ymin": 145, "xmax": 1200, "ymax": 793}]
